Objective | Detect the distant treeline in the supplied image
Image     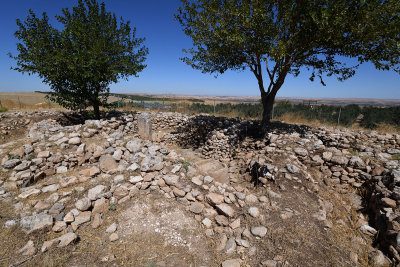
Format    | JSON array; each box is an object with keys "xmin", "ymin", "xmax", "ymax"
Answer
[
  {"xmin": 187, "ymin": 101, "xmax": 400, "ymax": 129},
  {"xmin": 110, "ymin": 93, "xmax": 204, "ymax": 103}
]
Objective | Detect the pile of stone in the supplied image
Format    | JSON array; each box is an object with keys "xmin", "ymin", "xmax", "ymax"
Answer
[{"xmin": 0, "ymin": 113, "xmax": 280, "ymax": 264}]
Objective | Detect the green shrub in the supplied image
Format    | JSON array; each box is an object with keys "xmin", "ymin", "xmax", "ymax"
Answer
[{"xmin": 0, "ymin": 106, "xmax": 8, "ymax": 113}]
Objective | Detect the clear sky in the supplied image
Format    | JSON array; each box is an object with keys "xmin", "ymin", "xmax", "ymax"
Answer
[{"xmin": 0, "ymin": 0, "xmax": 399, "ymax": 99}]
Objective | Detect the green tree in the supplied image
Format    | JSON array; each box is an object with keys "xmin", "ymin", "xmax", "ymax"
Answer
[
  {"xmin": 176, "ymin": 0, "xmax": 399, "ymax": 128},
  {"xmin": 10, "ymin": 0, "xmax": 148, "ymax": 119}
]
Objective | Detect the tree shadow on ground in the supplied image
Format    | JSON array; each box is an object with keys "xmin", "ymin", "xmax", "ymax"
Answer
[
  {"xmin": 173, "ymin": 114, "xmax": 311, "ymax": 149},
  {"xmin": 55, "ymin": 110, "xmax": 138, "ymax": 126}
]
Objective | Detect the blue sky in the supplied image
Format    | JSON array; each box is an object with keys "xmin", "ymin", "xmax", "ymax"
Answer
[{"xmin": 0, "ymin": 0, "xmax": 399, "ymax": 99}]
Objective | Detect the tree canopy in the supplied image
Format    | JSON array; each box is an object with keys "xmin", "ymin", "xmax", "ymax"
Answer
[
  {"xmin": 10, "ymin": 0, "xmax": 148, "ymax": 118},
  {"xmin": 176, "ymin": 0, "xmax": 400, "ymax": 126}
]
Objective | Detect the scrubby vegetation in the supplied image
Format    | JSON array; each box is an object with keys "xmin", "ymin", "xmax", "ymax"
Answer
[
  {"xmin": 184, "ymin": 101, "xmax": 400, "ymax": 130},
  {"xmin": 0, "ymin": 106, "xmax": 8, "ymax": 113}
]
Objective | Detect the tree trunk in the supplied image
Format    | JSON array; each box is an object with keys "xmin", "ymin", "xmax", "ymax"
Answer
[
  {"xmin": 93, "ymin": 101, "xmax": 100, "ymax": 119},
  {"xmin": 261, "ymin": 92, "xmax": 276, "ymax": 126}
]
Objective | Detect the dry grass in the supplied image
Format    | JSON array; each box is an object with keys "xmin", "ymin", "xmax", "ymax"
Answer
[
  {"xmin": 275, "ymin": 113, "xmax": 400, "ymax": 134},
  {"xmin": 0, "ymin": 99, "xmax": 60, "ymax": 111}
]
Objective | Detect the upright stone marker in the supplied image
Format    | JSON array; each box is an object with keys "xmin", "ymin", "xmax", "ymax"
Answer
[{"xmin": 137, "ymin": 113, "xmax": 152, "ymax": 140}]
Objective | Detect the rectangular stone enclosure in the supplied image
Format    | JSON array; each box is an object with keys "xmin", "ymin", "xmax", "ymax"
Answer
[{"xmin": 137, "ymin": 113, "xmax": 152, "ymax": 140}]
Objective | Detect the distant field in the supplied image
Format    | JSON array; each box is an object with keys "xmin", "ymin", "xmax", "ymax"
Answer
[
  {"xmin": 1, "ymin": 91, "xmax": 399, "ymax": 107},
  {"xmin": 0, "ymin": 92, "xmax": 48, "ymax": 105}
]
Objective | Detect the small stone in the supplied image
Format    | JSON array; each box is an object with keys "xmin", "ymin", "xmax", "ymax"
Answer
[
  {"xmin": 261, "ymin": 260, "xmax": 278, "ymax": 267},
  {"xmin": 42, "ymin": 184, "xmax": 59, "ymax": 193},
  {"xmin": 360, "ymin": 225, "xmax": 377, "ymax": 236},
  {"xmin": 109, "ymin": 233, "xmax": 119, "ymax": 242},
  {"xmin": 113, "ymin": 174, "xmax": 124, "ymax": 183},
  {"xmin": 331, "ymin": 155, "xmax": 349, "ymax": 165},
  {"xmin": 245, "ymin": 194, "xmax": 258, "ymax": 203},
  {"xmin": 88, "ymin": 185, "xmax": 106, "ymax": 200},
  {"xmin": 129, "ymin": 175, "xmax": 143, "ymax": 184},
  {"xmin": 57, "ymin": 166, "xmax": 68, "ymax": 174},
  {"xmin": 68, "ymin": 137, "xmax": 81, "ymax": 145},
  {"xmin": 106, "ymin": 223, "xmax": 118, "ymax": 233},
  {"xmin": 251, "ymin": 226, "xmax": 268, "ymax": 237},
  {"xmin": 294, "ymin": 147, "xmax": 308, "ymax": 156},
  {"xmin": 18, "ymin": 188, "xmax": 40, "ymax": 199},
  {"xmin": 75, "ymin": 198, "xmax": 91, "ymax": 211},
  {"xmin": 2, "ymin": 159, "xmax": 21, "ymax": 169},
  {"xmin": 92, "ymin": 213, "xmax": 103, "ymax": 229},
  {"xmin": 71, "ymin": 211, "xmax": 91, "ymax": 231},
  {"xmin": 235, "ymin": 238, "xmax": 250, "ymax": 248},
  {"xmin": 37, "ymin": 151, "xmax": 50, "ymax": 158},
  {"xmin": 202, "ymin": 218, "xmax": 212, "ymax": 228},
  {"xmin": 229, "ymin": 218, "xmax": 240, "ymax": 229},
  {"xmin": 92, "ymin": 198, "xmax": 110, "ymax": 214},
  {"xmin": 203, "ymin": 176, "xmax": 214, "ymax": 184},
  {"xmin": 20, "ymin": 213, "xmax": 53, "ymax": 233},
  {"xmin": 382, "ymin": 197, "xmax": 396, "ymax": 208},
  {"xmin": 58, "ymin": 232, "xmax": 78, "ymax": 248},
  {"xmin": 52, "ymin": 221, "xmax": 67, "ymax": 232},
  {"xmin": 173, "ymin": 187, "xmax": 186, "ymax": 197},
  {"xmin": 113, "ymin": 186, "xmax": 128, "ymax": 200},
  {"xmin": 191, "ymin": 176, "xmax": 203, "ymax": 186},
  {"xmin": 206, "ymin": 193, "xmax": 224, "ymax": 206},
  {"xmin": 225, "ymin": 238, "xmax": 236, "ymax": 254},
  {"xmin": 163, "ymin": 175, "xmax": 179, "ymax": 186},
  {"xmin": 89, "ymin": 166, "xmax": 101, "ymax": 176},
  {"xmin": 221, "ymin": 259, "xmax": 241, "ymax": 267},
  {"xmin": 99, "ymin": 155, "xmax": 118, "ymax": 173},
  {"xmin": 248, "ymin": 207, "xmax": 260, "ymax": 217},
  {"xmin": 216, "ymin": 203, "xmax": 235, "ymax": 218},
  {"xmin": 215, "ymin": 215, "xmax": 229, "ymax": 226},
  {"xmin": 189, "ymin": 202, "xmax": 204, "ymax": 214},
  {"xmin": 18, "ymin": 240, "xmax": 36, "ymax": 256},
  {"xmin": 112, "ymin": 149, "xmax": 123, "ymax": 161},
  {"xmin": 286, "ymin": 164, "xmax": 299, "ymax": 174}
]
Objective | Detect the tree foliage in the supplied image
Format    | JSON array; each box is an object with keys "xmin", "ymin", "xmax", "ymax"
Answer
[
  {"xmin": 176, "ymin": 0, "xmax": 400, "ymax": 126},
  {"xmin": 10, "ymin": 0, "xmax": 148, "ymax": 118}
]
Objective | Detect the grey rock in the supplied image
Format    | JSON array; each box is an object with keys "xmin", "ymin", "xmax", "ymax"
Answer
[
  {"xmin": 75, "ymin": 198, "xmax": 92, "ymax": 211},
  {"xmin": 349, "ymin": 156, "xmax": 365, "ymax": 168},
  {"xmin": 225, "ymin": 238, "xmax": 236, "ymax": 254},
  {"xmin": 140, "ymin": 156, "xmax": 163, "ymax": 172},
  {"xmin": 294, "ymin": 147, "xmax": 308, "ymax": 156},
  {"xmin": 88, "ymin": 185, "xmax": 106, "ymax": 200},
  {"xmin": 126, "ymin": 139, "xmax": 141, "ymax": 153},
  {"xmin": 286, "ymin": 164, "xmax": 299, "ymax": 174},
  {"xmin": 331, "ymin": 155, "xmax": 349, "ymax": 165},
  {"xmin": 387, "ymin": 148, "xmax": 400, "ymax": 154},
  {"xmin": 385, "ymin": 160, "xmax": 399, "ymax": 169},
  {"xmin": 189, "ymin": 202, "xmax": 204, "ymax": 214},
  {"xmin": 20, "ymin": 213, "xmax": 53, "ymax": 233},
  {"xmin": 251, "ymin": 226, "xmax": 268, "ymax": 237},
  {"xmin": 49, "ymin": 202, "xmax": 64, "ymax": 215},
  {"xmin": 68, "ymin": 137, "xmax": 81, "ymax": 145},
  {"xmin": 2, "ymin": 159, "xmax": 21, "ymax": 169},
  {"xmin": 163, "ymin": 175, "xmax": 179, "ymax": 186},
  {"xmin": 248, "ymin": 207, "xmax": 260, "ymax": 217},
  {"xmin": 56, "ymin": 166, "xmax": 68, "ymax": 174},
  {"xmin": 14, "ymin": 161, "xmax": 31, "ymax": 171}
]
